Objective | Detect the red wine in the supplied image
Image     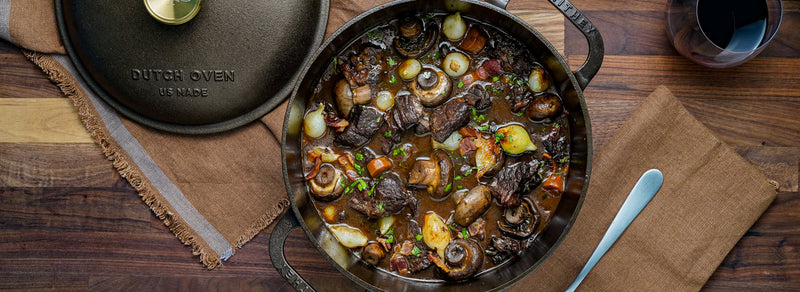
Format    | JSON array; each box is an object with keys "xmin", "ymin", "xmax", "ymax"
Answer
[{"xmin": 697, "ymin": 0, "xmax": 768, "ymax": 52}]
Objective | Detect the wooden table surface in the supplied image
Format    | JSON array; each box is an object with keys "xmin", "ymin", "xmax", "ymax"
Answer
[{"xmin": 1, "ymin": 0, "xmax": 799, "ymax": 290}]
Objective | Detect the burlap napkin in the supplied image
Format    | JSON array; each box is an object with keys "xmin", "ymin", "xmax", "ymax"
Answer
[{"xmin": 510, "ymin": 86, "xmax": 777, "ymax": 291}]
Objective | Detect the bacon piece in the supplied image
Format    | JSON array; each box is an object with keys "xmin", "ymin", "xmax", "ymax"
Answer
[
  {"xmin": 468, "ymin": 218, "xmax": 486, "ymax": 241},
  {"xmin": 459, "ymin": 136, "xmax": 477, "ymax": 155},
  {"xmin": 482, "ymin": 59, "xmax": 504, "ymax": 77}
]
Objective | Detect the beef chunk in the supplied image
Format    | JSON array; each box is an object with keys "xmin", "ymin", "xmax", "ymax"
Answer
[
  {"xmin": 486, "ymin": 235, "xmax": 524, "ymax": 265},
  {"xmin": 543, "ymin": 125, "xmax": 569, "ymax": 161},
  {"xmin": 349, "ymin": 173, "xmax": 416, "ymax": 218},
  {"xmin": 335, "ymin": 106, "xmax": 385, "ymax": 148},
  {"xmin": 430, "ymin": 98, "xmax": 471, "ymax": 143},
  {"xmin": 487, "ymin": 31, "xmax": 535, "ymax": 74},
  {"xmin": 487, "ymin": 160, "xmax": 541, "ymax": 207},
  {"xmin": 386, "ymin": 93, "xmax": 425, "ymax": 134},
  {"xmin": 375, "ymin": 93, "xmax": 425, "ymax": 153},
  {"xmin": 508, "ymin": 91, "xmax": 533, "ymax": 113},
  {"xmin": 464, "ymin": 85, "xmax": 493, "ymax": 112},
  {"xmin": 340, "ymin": 47, "xmax": 384, "ymax": 87}
]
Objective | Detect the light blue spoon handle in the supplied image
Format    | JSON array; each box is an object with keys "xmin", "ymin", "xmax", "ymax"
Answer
[{"xmin": 565, "ymin": 169, "xmax": 664, "ymax": 292}]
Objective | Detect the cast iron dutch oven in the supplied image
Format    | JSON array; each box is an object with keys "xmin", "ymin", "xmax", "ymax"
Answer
[
  {"xmin": 56, "ymin": 0, "xmax": 329, "ymax": 134},
  {"xmin": 273, "ymin": 0, "xmax": 603, "ymax": 290}
]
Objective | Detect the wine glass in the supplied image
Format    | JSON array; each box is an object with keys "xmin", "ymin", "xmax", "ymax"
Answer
[{"xmin": 666, "ymin": 0, "xmax": 783, "ymax": 68}]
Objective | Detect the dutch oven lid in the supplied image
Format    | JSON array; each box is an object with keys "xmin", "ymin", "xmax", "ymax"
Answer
[{"xmin": 56, "ymin": 0, "xmax": 330, "ymax": 134}]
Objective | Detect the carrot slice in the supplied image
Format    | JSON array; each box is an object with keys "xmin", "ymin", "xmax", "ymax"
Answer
[{"xmin": 367, "ymin": 156, "xmax": 393, "ymax": 177}]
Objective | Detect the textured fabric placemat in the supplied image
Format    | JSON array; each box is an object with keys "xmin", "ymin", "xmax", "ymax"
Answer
[{"xmin": 510, "ymin": 86, "xmax": 777, "ymax": 291}]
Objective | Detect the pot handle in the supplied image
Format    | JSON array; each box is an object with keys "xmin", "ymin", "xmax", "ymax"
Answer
[
  {"xmin": 486, "ymin": 0, "xmax": 604, "ymax": 90},
  {"xmin": 269, "ymin": 212, "xmax": 317, "ymax": 292}
]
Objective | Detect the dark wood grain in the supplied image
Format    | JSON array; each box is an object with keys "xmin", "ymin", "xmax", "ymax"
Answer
[
  {"xmin": 0, "ymin": 47, "xmax": 63, "ymax": 99},
  {"xmin": 0, "ymin": 0, "xmax": 798, "ymax": 290}
]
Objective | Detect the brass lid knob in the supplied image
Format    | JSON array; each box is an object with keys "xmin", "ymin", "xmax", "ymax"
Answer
[{"xmin": 144, "ymin": 0, "xmax": 203, "ymax": 25}]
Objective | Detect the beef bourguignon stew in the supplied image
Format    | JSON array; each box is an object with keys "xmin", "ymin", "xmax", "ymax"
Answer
[{"xmin": 299, "ymin": 11, "xmax": 570, "ymax": 281}]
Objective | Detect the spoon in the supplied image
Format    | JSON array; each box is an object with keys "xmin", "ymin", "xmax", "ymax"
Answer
[{"xmin": 565, "ymin": 169, "xmax": 664, "ymax": 292}]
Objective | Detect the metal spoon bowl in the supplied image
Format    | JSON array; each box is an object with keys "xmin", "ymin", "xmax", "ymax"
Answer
[{"xmin": 565, "ymin": 169, "xmax": 664, "ymax": 292}]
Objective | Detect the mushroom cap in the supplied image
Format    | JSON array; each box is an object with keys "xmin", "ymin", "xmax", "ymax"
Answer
[
  {"xmin": 394, "ymin": 17, "xmax": 437, "ymax": 58},
  {"xmin": 454, "ymin": 185, "xmax": 492, "ymax": 226},
  {"xmin": 410, "ymin": 66, "xmax": 452, "ymax": 107},
  {"xmin": 526, "ymin": 92, "xmax": 563, "ymax": 122},
  {"xmin": 499, "ymin": 197, "xmax": 540, "ymax": 238},
  {"xmin": 443, "ymin": 239, "xmax": 484, "ymax": 280},
  {"xmin": 309, "ymin": 164, "xmax": 344, "ymax": 201}
]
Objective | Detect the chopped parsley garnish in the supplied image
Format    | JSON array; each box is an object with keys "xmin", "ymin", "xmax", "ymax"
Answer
[
  {"xmin": 368, "ymin": 181, "xmax": 377, "ymax": 196},
  {"xmin": 384, "ymin": 130, "xmax": 392, "ymax": 138},
  {"xmin": 461, "ymin": 228, "xmax": 469, "ymax": 239},
  {"xmin": 448, "ymin": 225, "xmax": 456, "ymax": 230},
  {"xmin": 411, "ymin": 246, "xmax": 421, "ymax": 257},
  {"xmin": 389, "ymin": 75, "xmax": 397, "ymax": 84},
  {"xmin": 415, "ymin": 234, "xmax": 423, "ymax": 241},
  {"xmin": 559, "ymin": 156, "xmax": 570, "ymax": 164},
  {"xmin": 470, "ymin": 107, "xmax": 486, "ymax": 122},
  {"xmin": 445, "ymin": 183, "xmax": 452, "ymax": 192},
  {"xmin": 433, "ymin": 52, "xmax": 441, "ymax": 59},
  {"xmin": 516, "ymin": 111, "xmax": 524, "ymax": 117},
  {"xmin": 554, "ymin": 123, "xmax": 561, "ymax": 129},
  {"xmin": 387, "ymin": 57, "xmax": 396, "ymax": 66},
  {"xmin": 355, "ymin": 153, "xmax": 364, "ymax": 161},
  {"xmin": 457, "ymin": 185, "xmax": 464, "ymax": 189},
  {"xmin": 366, "ymin": 29, "xmax": 380, "ymax": 38},
  {"xmin": 494, "ymin": 132, "xmax": 505, "ymax": 143},
  {"xmin": 356, "ymin": 179, "xmax": 368, "ymax": 191},
  {"xmin": 386, "ymin": 234, "xmax": 394, "ymax": 244},
  {"xmin": 458, "ymin": 80, "xmax": 464, "ymax": 88},
  {"xmin": 392, "ymin": 147, "xmax": 407, "ymax": 156},
  {"xmin": 454, "ymin": 175, "xmax": 462, "ymax": 181},
  {"xmin": 378, "ymin": 202, "xmax": 385, "ymax": 212},
  {"xmin": 477, "ymin": 124, "xmax": 489, "ymax": 131},
  {"xmin": 353, "ymin": 163, "xmax": 364, "ymax": 176},
  {"xmin": 492, "ymin": 76, "xmax": 500, "ymax": 82}
]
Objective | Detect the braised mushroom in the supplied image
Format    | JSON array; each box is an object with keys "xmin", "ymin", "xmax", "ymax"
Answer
[
  {"xmin": 334, "ymin": 79, "xmax": 355, "ymax": 118},
  {"xmin": 308, "ymin": 164, "xmax": 345, "ymax": 201},
  {"xmin": 428, "ymin": 238, "xmax": 484, "ymax": 280},
  {"xmin": 408, "ymin": 150, "xmax": 454, "ymax": 199},
  {"xmin": 394, "ymin": 17, "xmax": 437, "ymax": 58},
  {"xmin": 410, "ymin": 66, "xmax": 452, "ymax": 107},
  {"xmin": 498, "ymin": 197, "xmax": 539, "ymax": 238},
  {"xmin": 362, "ymin": 241, "xmax": 386, "ymax": 266},
  {"xmin": 526, "ymin": 92, "xmax": 563, "ymax": 122},
  {"xmin": 454, "ymin": 185, "xmax": 492, "ymax": 226}
]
